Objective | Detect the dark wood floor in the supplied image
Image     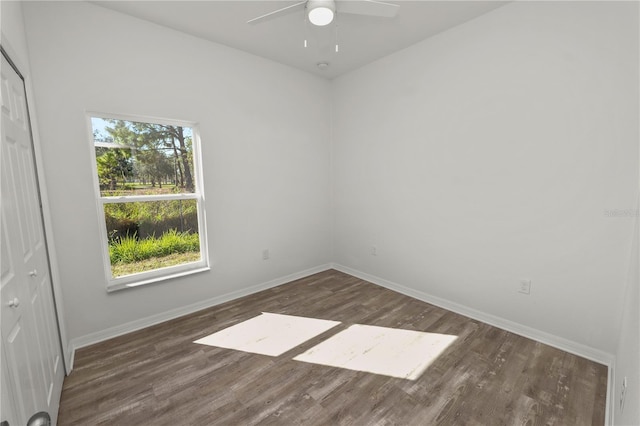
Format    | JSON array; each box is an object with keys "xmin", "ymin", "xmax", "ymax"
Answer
[{"xmin": 58, "ymin": 270, "xmax": 608, "ymax": 425}]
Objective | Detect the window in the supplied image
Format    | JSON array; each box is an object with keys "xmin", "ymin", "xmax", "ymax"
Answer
[{"xmin": 89, "ymin": 114, "xmax": 208, "ymax": 291}]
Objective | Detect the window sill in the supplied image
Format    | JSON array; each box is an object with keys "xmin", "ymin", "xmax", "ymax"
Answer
[{"xmin": 106, "ymin": 266, "xmax": 210, "ymax": 293}]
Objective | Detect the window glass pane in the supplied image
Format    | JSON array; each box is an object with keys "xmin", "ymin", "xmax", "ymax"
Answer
[
  {"xmin": 104, "ymin": 199, "xmax": 201, "ymax": 278},
  {"xmin": 92, "ymin": 117, "xmax": 196, "ymax": 196}
]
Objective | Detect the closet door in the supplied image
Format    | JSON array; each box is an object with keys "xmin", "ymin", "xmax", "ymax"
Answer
[{"xmin": 1, "ymin": 51, "xmax": 64, "ymax": 425}]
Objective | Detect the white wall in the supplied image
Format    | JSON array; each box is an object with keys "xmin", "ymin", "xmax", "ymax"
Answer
[
  {"xmin": 22, "ymin": 1, "xmax": 332, "ymax": 345},
  {"xmin": 1, "ymin": 1, "xmax": 30, "ymax": 70},
  {"xmin": 332, "ymin": 1, "xmax": 639, "ymax": 355}
]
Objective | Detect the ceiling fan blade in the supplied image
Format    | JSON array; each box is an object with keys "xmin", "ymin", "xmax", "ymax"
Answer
[
  {"xmin": 337, "ymin": 0, "xmax": 399, "ymax": 18},
  {"xmin": 247, "ymin": 1, "xmax": 307, "ymax": 25}
]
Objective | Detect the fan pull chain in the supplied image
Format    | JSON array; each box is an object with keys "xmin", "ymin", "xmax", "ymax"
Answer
[
  {"xmin": 303, "ymin": 11, "xmax": 309, "ymax": 48},
  {"xmin": 335, "ymin": 17, "xmax": 339, "ymax": 52}
]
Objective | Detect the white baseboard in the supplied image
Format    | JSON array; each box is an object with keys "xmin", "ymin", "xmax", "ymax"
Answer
[
  {"xmin": 68, "ymin": 264, "xmax": 332, "ymax": 368},
  {"xmin": 330, "ymin": 263, "xmax": 615, "ymax": 367},
  {"xmin": 607, "ymin": 363, "xmax": 615, "ymax": 426}
]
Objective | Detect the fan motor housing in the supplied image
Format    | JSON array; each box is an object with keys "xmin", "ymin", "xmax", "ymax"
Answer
[{"xmin": 307, "ymin": 0, "xmax": 336, "ymax": 26}]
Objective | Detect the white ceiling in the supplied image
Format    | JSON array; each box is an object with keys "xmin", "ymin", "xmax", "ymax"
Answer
[{"xmin": 91, "ymin": 1, "xmax": 508, "ymax": 79}]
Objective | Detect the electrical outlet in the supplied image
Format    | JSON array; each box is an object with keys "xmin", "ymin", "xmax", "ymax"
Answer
[
  {"xmin": 371, "ymin": 246, "xmax": 377, "ymax": 256},
  {"xmin": 518, "ymin": 279, "xmax": 531, "ymax": 295},
  {"xmin": 620, "ymin": 376, "xmax": 628, "ymax": 412},
  {"xmin": 262, "ymin": 249, "xmax": 270, "ymax": 260}
]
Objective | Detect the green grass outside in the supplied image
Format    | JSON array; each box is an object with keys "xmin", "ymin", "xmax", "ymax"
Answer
[
  {"xmin": 111, "ymin": 252, "xmax": 201, "ymax": 277},
  {"xmin": 109, "ymin": 229, "xmax": 200, "ymax": 277}
]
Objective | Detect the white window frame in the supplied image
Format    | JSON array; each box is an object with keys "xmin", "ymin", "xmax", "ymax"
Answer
[{"xmin": 87, "ymin": 112, "xmax": 209, "ymax": 292}]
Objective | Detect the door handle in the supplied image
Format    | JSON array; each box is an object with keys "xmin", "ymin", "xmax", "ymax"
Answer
[
  {"xmin": 28, "ymin": 269, "xmax": 38, "ymax": 277},
  {"xmin": 28, "ymin": 411, "xmax": 51, "ymax": 426},
  {"xmin": 7, "ymin": 298, "xmax": 19, "ymax": 308}
]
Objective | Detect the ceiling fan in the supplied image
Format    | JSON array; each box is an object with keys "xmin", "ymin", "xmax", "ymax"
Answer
[{"xmin": 247, "ymin": 0, "xmax": 400, "ymax": 27}]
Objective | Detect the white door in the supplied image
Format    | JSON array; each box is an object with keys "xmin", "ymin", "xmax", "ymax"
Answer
[{"xmin": 1, "ymin": 51, "xmax": 64, "ymax": 425}]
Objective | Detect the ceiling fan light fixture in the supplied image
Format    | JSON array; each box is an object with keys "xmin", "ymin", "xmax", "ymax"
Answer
[{"xmin": 307, "ymin": 0, "xmax": 335, "ymax": 26}]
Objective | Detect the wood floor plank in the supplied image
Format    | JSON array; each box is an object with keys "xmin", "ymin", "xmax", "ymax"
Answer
[{"xmin": 57, "ymin": 270, "xmax": 608, "ymax": 425}]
